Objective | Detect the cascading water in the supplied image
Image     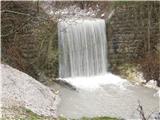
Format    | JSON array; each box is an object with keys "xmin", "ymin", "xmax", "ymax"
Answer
[
  {"xmin": 58, "ymin": 19, "xmax": 107, "ymax": 78},
  {"xmin": 58, "ymin": 19, "xmax": 127, "ymax": 90},
  {"xmin": 56, "ymin": 18, "xmax": 158, "ymax": 119}
]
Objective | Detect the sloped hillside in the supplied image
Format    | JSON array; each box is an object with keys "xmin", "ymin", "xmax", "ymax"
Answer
[{"xmin": 1, "ymin": 64, "xmax": 59, "ymax": 118}]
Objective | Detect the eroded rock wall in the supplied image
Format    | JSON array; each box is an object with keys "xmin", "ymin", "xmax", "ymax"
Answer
[
  {"xmin": 107, "ymin": 2, "xmax": 160, "ymax": 82},
  {"xmin": 108, "ymin": 2, "xmax": 160, "ymax": 64}
]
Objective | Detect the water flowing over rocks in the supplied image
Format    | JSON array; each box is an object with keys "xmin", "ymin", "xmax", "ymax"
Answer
[{"xmin": 1, "ymin": 64, "xmax": 60, "ymax": 117}]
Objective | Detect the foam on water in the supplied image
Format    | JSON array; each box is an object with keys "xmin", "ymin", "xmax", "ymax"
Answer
[{"xmin": 60, "ymin": 73, "xmax": 129, "ymax": 90}]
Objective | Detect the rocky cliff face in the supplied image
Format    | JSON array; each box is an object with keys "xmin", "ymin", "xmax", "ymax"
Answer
[
  {"xmin": 108, "ymin": 2, "xmax": 160, "ymax": 64},
  {"xmin": 107, "ymin": 2, "xmax": 160, "ymax": 83}
]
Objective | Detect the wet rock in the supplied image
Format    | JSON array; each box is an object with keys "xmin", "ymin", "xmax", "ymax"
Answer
[{"xmin": 54, "ymin": 78, "xmax": 77, "ymax": 91}]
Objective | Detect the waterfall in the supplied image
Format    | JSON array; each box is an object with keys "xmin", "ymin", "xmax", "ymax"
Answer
[{"xmin": 58, "ymin": 19, "xmax": 107, "ymax": 78}]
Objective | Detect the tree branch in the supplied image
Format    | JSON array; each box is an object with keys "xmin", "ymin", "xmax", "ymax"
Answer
[
  {"xmin": 2, "ymin": 10, "xmax": 33, "ymax": 17},
  {"xmin": 1, "ymin": 9, "xmax": 49, "ymax": 21}
]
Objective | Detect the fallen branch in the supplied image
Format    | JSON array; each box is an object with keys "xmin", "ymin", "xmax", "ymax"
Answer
[{"xmin": 137, "ymin": 100, "xmax": 146, "ymax": 120}]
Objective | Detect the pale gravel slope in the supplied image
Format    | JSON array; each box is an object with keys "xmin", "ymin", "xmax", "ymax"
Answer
[{"xmin": 1, "ymin": 64, "xmax": 60, "ymax": 117}]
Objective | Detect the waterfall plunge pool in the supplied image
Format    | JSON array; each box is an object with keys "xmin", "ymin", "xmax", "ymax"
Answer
[{"xmin": 50, "ymin": 74, "xmax": 159, "ymax": 120}]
